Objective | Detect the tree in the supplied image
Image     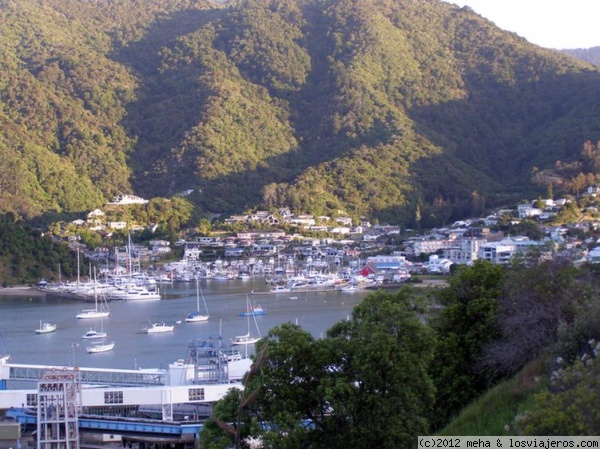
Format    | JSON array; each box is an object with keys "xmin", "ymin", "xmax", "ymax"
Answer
[
  {"xmin": 197, "ymin": 218, "xmax": 213, "ymax": 236},
  {"xmin": 246, "ymin": 289, "xmax": 436, "ymax": 449},
  {"xmin": 481, "ymin": 258, "xmax": 595, "ymax": 377},
  {"xmin": 429, "ymin": 261, "xmax": 504, "ymax": 429}
]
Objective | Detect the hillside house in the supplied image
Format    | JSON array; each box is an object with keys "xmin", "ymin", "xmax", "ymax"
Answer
[
  {"xmin": 108, "ymin": 194, "xmax": 148, "ymax": 205},
  {"xmin": 86, "ymin": 209, "xmax": 105, "ymax": 225},
  {"xmin": 108, "ymin": 221, "xmax": 127, "ymax": 230}
]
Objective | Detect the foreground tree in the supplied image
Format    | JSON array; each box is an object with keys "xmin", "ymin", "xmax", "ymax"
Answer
[
  {"xmin": 249, "ymin": 289, "xmax": 436, "ymax": 448},
  {"xmin": 482, "ymin": 258, "xmax": 596, "ymax": 376},
  {"xmin": 429, "ymin": 261, "xmax": 505, "ymax": 429}
]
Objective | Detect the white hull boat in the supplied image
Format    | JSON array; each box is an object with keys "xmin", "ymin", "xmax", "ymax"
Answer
[
  {"xmin": 86, "ymin": 340, "xmax": 115, "ymax": 353},
  {"xmin": 231, "ymin": 296, "xmax": 261, "ymax": 346},
  {"xmin": 82, "ymin": 328, "xmax": 107, "ymax": 339},
  {"xmin": 35, "ymin": 321, "xmax": 56, "ymax": 334},
  {"xmin": 144, "ymin": 322, "xmax": 174, "ymax": 334},
  {"xmin": 185, "ymin": 280, "xmax": 209, "ymax": 323}
]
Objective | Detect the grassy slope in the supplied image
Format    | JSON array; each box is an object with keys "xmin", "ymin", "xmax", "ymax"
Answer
[{"xmin": 437, "ymin": 357, "xmax": 549, "ymax": 436}]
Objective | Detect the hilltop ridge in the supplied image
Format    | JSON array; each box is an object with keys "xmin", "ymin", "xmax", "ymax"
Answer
[{"xmin": 1, "ymin": 0, "xmax": 600, "ymax": 228}]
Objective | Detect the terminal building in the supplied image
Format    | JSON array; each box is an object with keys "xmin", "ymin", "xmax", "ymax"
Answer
[{"xmin": 0, "ymin": 337, "xmax": 253, "ymax": 448}]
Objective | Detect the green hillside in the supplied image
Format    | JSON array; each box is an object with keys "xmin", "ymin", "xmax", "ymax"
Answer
[{"xmin": 1, "ymin": 0, "xmax": 600, "ymax": 226}]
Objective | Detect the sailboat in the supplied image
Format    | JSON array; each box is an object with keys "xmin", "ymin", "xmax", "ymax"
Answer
[
  {"xmin": 86, "ymin": 339, "xmax": 115, "ymax": 353},
  {"xmin": 76, "ymin": 269, "xmax": 110, "ymax": 319},
  {"xmin": 185, "ymin": 279, "xmax": 209, "ymax": 323},
  {"xmin": 232, "ymin": 296, "xmax": 261, "ymax": 346}
]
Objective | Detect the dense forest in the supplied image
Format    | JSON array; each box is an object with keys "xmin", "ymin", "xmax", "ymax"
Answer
[
  {"xmin": 562, "ymin": 46, "xmax": 600, "ymax": 66},
  {"xmin": 1, "ymin": 0, "xmax": 600, "ymax": 228}
]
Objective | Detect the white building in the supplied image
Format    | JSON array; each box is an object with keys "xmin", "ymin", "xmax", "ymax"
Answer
[
  {"xmin": 478, "ymin": 240, "xmax": 516, "ymax": 264},
  {"xmin": 423, "ymin": 255, "xmax": 453, "ymax": 274},
  {"xmin": 443, "ymin": 238, "xmax": 482, "ymax": 265},
  {"xmin": 108, "ymin": 194, "xmax": 149, "ymax": 205},
  {"xmin": 408, "ymin": 238, "xmax": 453, "ymax": 256},
  {"xmin": 517, "ymin": 204, "xmax": 542, "ymax": 219}
]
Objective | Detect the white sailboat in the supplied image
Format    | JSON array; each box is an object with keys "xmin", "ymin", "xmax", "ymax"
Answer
[
  {"xmin": 86, "ymin": 340, "xmax": 115, "ymax": 353},
  {"xmin": 232, "ymin": 296, "xmax": 261, "ymax": 346},
  {"xmin": 76, "ymin": 269, "xmax": 110, "ymax": 319},
  {"xmin": 185, "ymin": 279, "xmax": 209, "ymax": 323}
]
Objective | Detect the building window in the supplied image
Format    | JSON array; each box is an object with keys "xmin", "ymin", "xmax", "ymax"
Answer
[
  {"xmin": 189, "ymin": 388, "xmax": 205, "ymax": 401},
  {"xmin": 26, "ymin": 394, "xmax": 37, "ymax": 407},
  {"xmin": 104, "ymin": 391, "xmax": 123, "ymax": 404}
]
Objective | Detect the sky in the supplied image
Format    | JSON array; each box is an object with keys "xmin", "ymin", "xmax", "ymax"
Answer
[{"xmin": 445, "ymin": 0, "xmax": 600, "ymax": 49}]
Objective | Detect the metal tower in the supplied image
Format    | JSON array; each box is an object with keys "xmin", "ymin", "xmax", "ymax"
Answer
[{"xmin": 37, "ymin": 369, "xmax": 80, "ymax": 449}]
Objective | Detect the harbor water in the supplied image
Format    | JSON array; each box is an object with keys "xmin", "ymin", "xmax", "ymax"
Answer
[{"xmin": 0, "ymin": 278, "xmax": 368, "ymax": 371}]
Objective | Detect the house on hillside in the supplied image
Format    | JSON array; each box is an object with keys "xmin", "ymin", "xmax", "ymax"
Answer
[
  {"xmin": 87, "ymin": 209, "xmax": 105, "ymax": 225},
  {"xmin": 108, "ymin": 194, "xmax": 148, "ymax": 205}
]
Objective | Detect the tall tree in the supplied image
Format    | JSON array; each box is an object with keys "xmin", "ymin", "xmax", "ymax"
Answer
[
  {"xmin": 244, "ymin": 289, "xmax": 436, "ymax": 449},
  {"xmin": 429, "ymin": 261, "xmax": 504, "ymax": 430}
]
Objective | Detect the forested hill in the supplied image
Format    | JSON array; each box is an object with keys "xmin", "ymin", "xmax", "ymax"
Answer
[
  {"xmin": 562, "ymin": 47, "xmax": 600, "ymax": 66},
  {"xmin": 2, "ymin": 0, "xmax": 600, "ymax": 227}
]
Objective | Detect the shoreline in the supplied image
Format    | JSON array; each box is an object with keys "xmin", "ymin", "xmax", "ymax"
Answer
[{"xmin": 0, "ymin": 286, "xmax": 46, "ymax": 297}]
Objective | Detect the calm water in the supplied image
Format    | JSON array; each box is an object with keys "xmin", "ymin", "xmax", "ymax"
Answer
[{"xmin": 0, "ymin": 278, "xmax": 367, "ymax": 371}]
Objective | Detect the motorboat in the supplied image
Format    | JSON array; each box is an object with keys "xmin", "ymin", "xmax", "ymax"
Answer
[
  {"xmin": 239, "ymin": 305, "xmax": 266, "ymax": 316},
  {"xmin": 144, "ymin": 322, "xmax": 175, "ymax": 334},
  {"xmin": 82, "ymin": 328, "xmax": 107, "ymax": 339},
  {"xmin": 83, "ymin": 314, "xmax": 108, "ymax": 340},
  {"xmin": 35, "ymin": 321, "xmax": 56, "ymax": 334},
  {"xmin": 109, "ymin": 285, "xmax": 161, "ymax": 301}
]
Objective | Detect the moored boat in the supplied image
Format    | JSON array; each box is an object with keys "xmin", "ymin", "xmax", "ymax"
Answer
[
  {"xmin": 144, "ymin": 322, "xmax": 175, "ymax": 334},
  {"xmin": 232, "ymin": 296, "xmax": 262, "ymax": 346},
  {"xmin": 185, "ymin": 280, "xmax": 209, "ymax": 323},
  {"xmin": 35, "ymin": 321, "xmax": 56, "ymax": 335},
  {"xmin": 86, "ymin": 340, "xmax": 115, "ymax": 353},
  {"xmin": 239, "ymin": 305, "xmax": 266, "ymax": 316},
  {"xmin": 82, "ymin": 328, "xmax": 107, "ymax": 339}
]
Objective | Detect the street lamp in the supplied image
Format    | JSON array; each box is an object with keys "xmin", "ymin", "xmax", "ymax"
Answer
[{"xmin": 71, "ymin": 342, "xmax": 79, "ymax": 367}]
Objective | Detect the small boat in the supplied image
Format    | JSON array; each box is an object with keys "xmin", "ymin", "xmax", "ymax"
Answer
[
  {"xmin": 35, "ymin": 321, "xmax": 56, "ymax": 334},
  {"xmin": 76, "ymin": 271, "xmax": 110, "ymax": 319},
  {"xmin": 185, "ymin": 280, "xmax": 209, "ymax": 323},
  {"xmin": 82, "ymin": 328, "xmax": 107, "ymax": 339},
  {"xmin": 270, "ymin": 285, "xmax": 291, "ymax": 293},
  {"xmin": 232, "ymin": 296, "xmax": 262, "ymax": 346},
  {"xmin": 76, "ymin": 308, "xmax": 110, "ymax": 319},
  {"xmin": 144, "ymin": 322, "xmax": 175, "ymax": 334},
  {"xmin": 86, "ymin": 340, "xmax": 115, "ymax": 353},
  {"xmin": 231, "ymin": 333, "xmax": 260, "ymax": 346},
  {"xmin": 239, "ymin": 305, "xmax": 266, "ymax": 316}
]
